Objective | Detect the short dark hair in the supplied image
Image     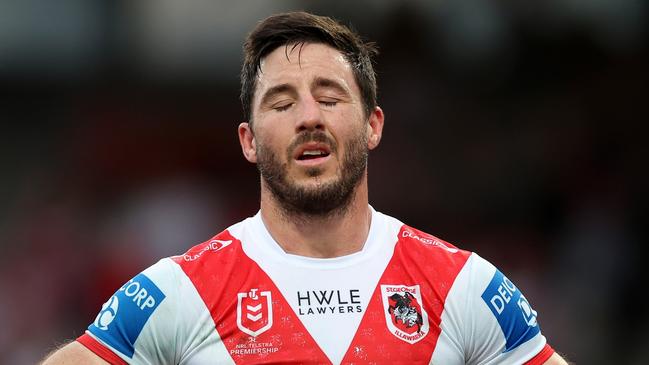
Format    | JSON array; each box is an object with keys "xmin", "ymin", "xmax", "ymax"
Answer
[{"xmin": 240, "ymin": 11, "xmax": 378, "ymax": 124}]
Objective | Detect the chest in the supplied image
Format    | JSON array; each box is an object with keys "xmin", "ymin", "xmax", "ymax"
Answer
[{"xmin": 180, "ymin": 245, "xmax": 468, "ymax": 364}]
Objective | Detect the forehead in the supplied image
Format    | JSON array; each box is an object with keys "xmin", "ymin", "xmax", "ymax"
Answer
[{"xmin": 255, "ymin": 42, "xmax": 358, "ymax": 94}]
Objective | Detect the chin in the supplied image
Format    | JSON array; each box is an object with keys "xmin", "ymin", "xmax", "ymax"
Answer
[
  {"xmin": 305, "ymin": 167, "xmax": 323, "ymax": 178},
  {"xmin": 301, "ymin": 171, "xmax": 341, "ymax": 185}
]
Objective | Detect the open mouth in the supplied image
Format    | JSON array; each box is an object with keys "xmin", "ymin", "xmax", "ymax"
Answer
[
  {"xmin": 297, "ymin": 149, "xmax": 330, "ymax": 160},
  {"xmin": 294, "ymin": 142, "xmax": 332, "ymax": 162}
]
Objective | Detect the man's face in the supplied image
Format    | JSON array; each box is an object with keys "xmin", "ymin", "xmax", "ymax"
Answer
[{"xmin": 248, "ymin": 42, "xmax": 370, "ymax": 216}]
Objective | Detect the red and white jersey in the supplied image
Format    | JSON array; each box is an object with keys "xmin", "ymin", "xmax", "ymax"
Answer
[{"xmin": 78, "ymin": 208, "xmax": 555, "ymax": 364}]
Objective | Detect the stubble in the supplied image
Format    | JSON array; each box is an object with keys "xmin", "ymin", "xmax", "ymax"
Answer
[{"xmin": 256, "ymin": 129, "xmax": 368, "ymax": 219}]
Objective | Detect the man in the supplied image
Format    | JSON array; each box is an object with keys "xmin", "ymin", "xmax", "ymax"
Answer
[{"xmin": 43, "ymin": 11, "xmax": 569, "ymax": 364}]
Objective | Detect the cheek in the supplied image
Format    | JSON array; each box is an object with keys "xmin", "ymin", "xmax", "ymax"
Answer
[
  {"xmin": 342, "ymin": 114, "xmax": 368, "ymax": 142},
  {"xmin": 332, "ymin": 109, "xmax": 364, "ymax": 137},
  {"xmin": 255, "ymin": 127, "xmax": 290, "ymax": 157}
]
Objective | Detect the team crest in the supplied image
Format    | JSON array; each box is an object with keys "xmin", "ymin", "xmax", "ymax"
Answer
[
  {"xmin": 381, "ymin": 284, "xmax": 429, "ymax": 344},
  {"xmin": 237, "ymin": 288, "xmax": 273, "ymax": 337}
]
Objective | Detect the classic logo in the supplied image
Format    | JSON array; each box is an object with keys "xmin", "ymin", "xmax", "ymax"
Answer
[
  {"xmin": 402, "ymin": 229, "xmax": 458, "ymax": 253},
  {"xmin": 183, "ymin": 239, "xmax": 232, "ymax": 261},
  {"xmin": 380, "ymin": 284, "xmax": 429, "ymax": 344},
  {"xmin": 237, "ymin": 288, "xmax": 273, "ymax": 337}
]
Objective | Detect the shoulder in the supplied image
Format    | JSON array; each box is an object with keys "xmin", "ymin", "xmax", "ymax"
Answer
[
  {"xmin": 170, "ymin": 218, "xmax": 249, "ymax": 268},
  {"xmin": 80, "ymin": 257, "xmax": 182, "ymax": 362},
  {"xmin": 390, "ymin": 219, "xmax": 473, "ymax": 272},
  {"xmin": 172, "ymin": 230, "xmax": 239, "ymax": 264},
  {"xmin": 397, "ymin": 224, "xmax": 467, "ymax": 254},
  {"xmin": 375, "ymin": 210, "xmax": 467, "ymax": 253}
]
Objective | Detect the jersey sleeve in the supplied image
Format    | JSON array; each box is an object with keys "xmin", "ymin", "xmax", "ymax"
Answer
[
  {"xmin": 77, "ymin": 258, "xmax": 183, "ymax": 364},
  {"xmin": 462, "ymin": 254, "xmax": 554, "ymax": 364}
]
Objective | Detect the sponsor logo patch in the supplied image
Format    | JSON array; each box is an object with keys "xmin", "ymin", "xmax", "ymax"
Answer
[
  {"xmin": 296, "ymin": 289, "xmax": 363, "ymax": 316},
  {"xmin": 481, "ymin": 270, "xmax": 540, "ymax": 352},
  {"xmin": 237, "ymin": 288, "xmax": 273, "ymax": 337},
  {"xmin": 88, "ymin": 273, "xmax": 165, "ymax": 358},
  {"xmin": 94, "ymin": 295, "xmax": 119, "ymax": 330},
  {"xmin": 380, "ymin": 284, "xmax": 429, "ymax": 344}
]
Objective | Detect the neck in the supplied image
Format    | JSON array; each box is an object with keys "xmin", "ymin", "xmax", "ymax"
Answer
[{"xmin": 259, "ymin": 178, "xmax": 372, "ymax": 258}]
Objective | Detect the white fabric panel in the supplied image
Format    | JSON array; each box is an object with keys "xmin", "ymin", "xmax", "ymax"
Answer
[{"xmin": 233, "ymin": 208, "xmax": 403, "ymax": 365}]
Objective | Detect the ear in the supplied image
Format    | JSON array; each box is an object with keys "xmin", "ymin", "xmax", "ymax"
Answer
[
  {"xmin": 238, "ymin": 122, "xmax": 257, "ymax": 163},
  {"xmin": 367, "ymin": 106, "xmax": 384, "ymax": 150}
]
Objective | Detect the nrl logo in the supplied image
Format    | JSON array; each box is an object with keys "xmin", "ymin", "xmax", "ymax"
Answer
[
  {"xmin": 237, "ymin": 288, "xmax": 273, "ymax": 337},
  {"xmin": 380, "ymin": 284, "xmax": 429, "ymax": 344}
]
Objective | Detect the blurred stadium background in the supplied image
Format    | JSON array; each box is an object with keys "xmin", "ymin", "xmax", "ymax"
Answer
[{"xmin": 0, "ymin": 1, "xmax": 646, "ymax": 363}]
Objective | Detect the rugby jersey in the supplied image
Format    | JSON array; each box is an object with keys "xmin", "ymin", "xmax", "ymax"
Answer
[{"xmin": 78, "ymin": 207, "xmax": 554, "ymax": 364}]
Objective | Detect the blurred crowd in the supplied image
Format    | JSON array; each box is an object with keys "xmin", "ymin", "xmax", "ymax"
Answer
[{"xmin": 0, "ymin": 1, "xmax": 646, "ymax": 364}]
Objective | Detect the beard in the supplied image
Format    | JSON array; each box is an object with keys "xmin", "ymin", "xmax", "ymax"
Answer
[{"xmin": 256, "ymin": 129, "xmax": 368, "ymax": 218}]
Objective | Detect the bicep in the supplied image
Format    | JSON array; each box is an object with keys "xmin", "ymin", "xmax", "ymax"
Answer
[{"xmin": 41, "ymin": 341, "xmax": 109, "ymax": 365}]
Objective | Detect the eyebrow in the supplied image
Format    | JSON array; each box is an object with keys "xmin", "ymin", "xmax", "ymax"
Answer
[
  {"xmin": 311, "ymin": 77, "xmax": 351, "ymax": 97},
  {"xmin": 259, "ymin": 83, "xmax": 297, "ymax": 107}
]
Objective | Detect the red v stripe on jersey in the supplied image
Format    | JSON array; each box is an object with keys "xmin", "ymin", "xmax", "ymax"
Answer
[
  {"xmin": 172, "ymin": 231, "xmax": 331, "ymax": 364},
  {"xmin": 78, "ymin": 211, "xmax": 550, "ymax": 364},
  {"xmin": 341, "ymin": 225, "xmax": 471, "ymax": 363},
  {"xmin": 172, "ymin": 225, "xmax": 470, "ymax": 364}
]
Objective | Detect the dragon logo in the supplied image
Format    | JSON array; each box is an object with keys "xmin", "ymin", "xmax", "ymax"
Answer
[
  {"xmin": 389, "ymin": 291, "xmax": 424, "ymax": 332},
  {"xmin": 381, "ymin": 285, "xmax": 429, "ymax": 344}
]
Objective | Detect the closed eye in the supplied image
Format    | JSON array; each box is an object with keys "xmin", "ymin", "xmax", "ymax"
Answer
[
  {"xmin": 273, "ymin": 103, "xmax": 293, "ymax": 112},
  {"xmin": 319, "ymin": 100, "xmax": 338, "ymax": 108}
]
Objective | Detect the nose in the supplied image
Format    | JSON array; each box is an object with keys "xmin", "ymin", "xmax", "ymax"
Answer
[{"xmin": 295, "ymin": 97, "xmax": 324, "ymax": 132}]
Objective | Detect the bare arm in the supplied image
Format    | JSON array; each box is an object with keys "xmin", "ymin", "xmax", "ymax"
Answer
[{"xmin": 40, "ymin": 341, "xmax": 108, "ymax": 365}]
